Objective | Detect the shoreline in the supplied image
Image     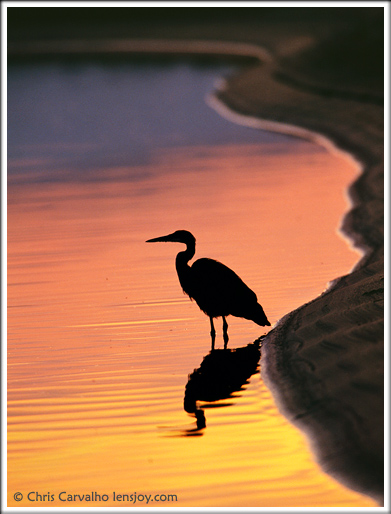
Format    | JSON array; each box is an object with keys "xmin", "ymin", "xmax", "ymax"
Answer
[
  {"xmin": 7, "ymin": 38, "xmax": 273, "ymax": 63},
  {"xmin": 7, "ymin": 9, "xmax": 384, "ymax": 506},
  {"xmin": 216, "ymin": 64, "xmax": 384, "ymax": 506},
  {"xmin": 211, "ymin": 56, "xmax": 384, "ymax": 503}
]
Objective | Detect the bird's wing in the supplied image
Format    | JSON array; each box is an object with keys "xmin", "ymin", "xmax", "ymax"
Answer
[{"xmin": 190, "ymin": 258, "xmax": 257, "ymax": 316}]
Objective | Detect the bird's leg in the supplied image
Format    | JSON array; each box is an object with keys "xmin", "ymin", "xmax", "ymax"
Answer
[
  {"xmin": 222, "ymin": 316, "xmax": 229, "ymax": 349},
  {"xmin": 209, "ymin": 317, "xmax": 216, "ymax": 351}
]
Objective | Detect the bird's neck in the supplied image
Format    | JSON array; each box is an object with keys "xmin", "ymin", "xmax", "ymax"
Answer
[{"xmin": 175, "ymin": 241, "xmax": 195, "ymax": 293}]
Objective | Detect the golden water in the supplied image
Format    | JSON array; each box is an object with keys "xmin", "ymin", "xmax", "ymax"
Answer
[
  {"xmin": 7, "ymin": 142, "xmax": 376, "ymax": 508},
  {"xmin": 7, "ymin": 63, "xmax": 376, "ymax": 508}
]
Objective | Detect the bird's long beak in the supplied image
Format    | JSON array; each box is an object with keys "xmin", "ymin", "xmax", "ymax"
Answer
[{"xmin": 146, "ymin": 233, "xmax": 174, "ymax": 243}]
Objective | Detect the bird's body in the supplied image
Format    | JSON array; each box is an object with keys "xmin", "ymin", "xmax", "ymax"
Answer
[
  {"xmin": 146, "ymin": 230, "xmax": 270, "ymax": 348},
  {"xmin": 179, "ymin": 257, "xmax": 268, "ymax": 325}
]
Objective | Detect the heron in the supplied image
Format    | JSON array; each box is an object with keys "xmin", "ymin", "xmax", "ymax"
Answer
[{"xmin": 146, "ymin": 230, "xmax": 270, "ymax": 349}]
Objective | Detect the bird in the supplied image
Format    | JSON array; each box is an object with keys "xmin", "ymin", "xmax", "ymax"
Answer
[{"xmin": 146, "ymin": 230, "xmax": 270, "ymax": 349}]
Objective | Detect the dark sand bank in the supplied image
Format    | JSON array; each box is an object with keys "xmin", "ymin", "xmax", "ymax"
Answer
[
  {"xmin": 214, "ymin": 11, "xmax": 384, "ymax": 504},
  {"xmin": 213, "ymin": 10, "xmax": 384, "ymax": 504},
  {"xmin": 7, "ymin": 5, "xmax": 385, "ymax": 505}
]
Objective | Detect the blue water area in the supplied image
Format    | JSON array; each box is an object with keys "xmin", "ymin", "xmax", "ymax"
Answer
[{"xmin": 8, "ymin": 61, "xmax": 295, "ymax": 183}]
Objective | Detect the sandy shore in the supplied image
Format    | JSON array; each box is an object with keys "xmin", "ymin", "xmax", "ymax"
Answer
[
  {"xmin": 7, "ymin": 6, "xmax": 385, "ymax": 506},
  {"xmin": 215, "ymin": 47, "xmax": 384, "ymax": 506},
  {"xmin": 211, "ymin": 13, "xmax": 384, "ymax": 504}
]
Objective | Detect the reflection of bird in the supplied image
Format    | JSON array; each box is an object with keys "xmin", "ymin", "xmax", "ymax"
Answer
[
  {"xmin": 146, "ymin": 230, "xmax": 270, "ymax": 348},
  {"xmin": 184, "ymin": 339, "xmax": 263, "ymax": 431}
]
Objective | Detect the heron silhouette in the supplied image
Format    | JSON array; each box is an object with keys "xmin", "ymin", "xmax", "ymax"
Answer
[{"xmin": 146, "ymin": 230, "xmax": 270, "ymax": 349}]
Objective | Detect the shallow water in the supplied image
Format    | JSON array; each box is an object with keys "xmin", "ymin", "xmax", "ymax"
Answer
[{"xmin": 7, "ymin": 62, "xmax": 375, "ymax": 507}]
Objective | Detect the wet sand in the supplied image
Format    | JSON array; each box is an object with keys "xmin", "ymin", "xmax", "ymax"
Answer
[
  {"xmin": 7, "ymin": 6, "xmax": 384, "ymax": 506},
  {"xmin": 212, "ymin": 11, "xmax": 384, "ymax": 505}
]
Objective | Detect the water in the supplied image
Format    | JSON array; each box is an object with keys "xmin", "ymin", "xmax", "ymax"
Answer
[{"xmin": 7, "ymin": 61, "xmax": 373, "ymax": 507}]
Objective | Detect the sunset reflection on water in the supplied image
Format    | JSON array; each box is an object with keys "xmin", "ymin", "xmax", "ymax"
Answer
[{"xmin": 7, "ymin": 63, "xmax": 375, "ymax": 507}]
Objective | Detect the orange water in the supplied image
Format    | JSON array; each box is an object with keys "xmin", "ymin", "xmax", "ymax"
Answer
[
  {"xmin": 7, "ymin": 62, "xmax": 376, "ymax": 508},
  {"xmin": 8, "ymin": 139, "xmax": 377, "ymax": 507}
]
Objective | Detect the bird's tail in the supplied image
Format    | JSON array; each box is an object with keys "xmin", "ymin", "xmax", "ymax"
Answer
[{"xmin": 248, "ymin": 303, "xmax": 271, "ymax": 327}]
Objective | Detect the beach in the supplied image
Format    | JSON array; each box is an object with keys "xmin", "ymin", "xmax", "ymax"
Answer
[
  {"xmin": 213, "ymin": 10, "xmax": 385, "ymax": 504},
  {"xmin": 7, "ymin": 6, "xmax": 385, "ymax": 507}
]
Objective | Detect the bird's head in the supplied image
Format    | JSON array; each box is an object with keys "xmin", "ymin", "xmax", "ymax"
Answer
[{"xmin": 146, "ymin": 230, "xmax": 196, "ymax": 246}]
